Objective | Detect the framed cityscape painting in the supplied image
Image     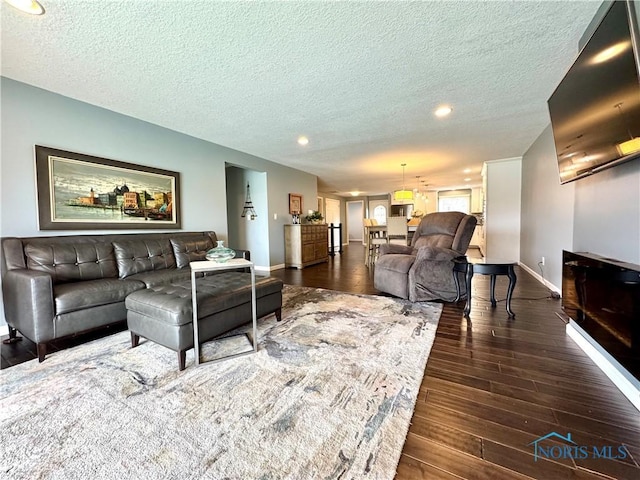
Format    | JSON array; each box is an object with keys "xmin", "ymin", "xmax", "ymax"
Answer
[{"xmin": 35, "ymin": 145, "xmax": 181, "ymax": 230}]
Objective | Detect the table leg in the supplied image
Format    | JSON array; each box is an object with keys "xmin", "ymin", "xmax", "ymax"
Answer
[
  {"xmin": 364, "ymin": 230, "xmax": 370, "ymax": 266},
  {"xmin": 453, "ymin": 268, "xmax": 462, "ymax": 302},
  {"xmin": 506, "ymin": 266, "xmax": 517, "ymax": 318},
  {"xmin": 250, "ymin": 265, "xmax": 258, "ymax": 352},
  {"xmin": 464, "ymin": 264, "xmax": 473, "ymax": 317},
  {"xmin": 191, "ymin": 270, "xmax": 200, "ymax": 366},
  {"xmin": 490, "ymin": 274, "xmax": 497, "ymax": 307}
]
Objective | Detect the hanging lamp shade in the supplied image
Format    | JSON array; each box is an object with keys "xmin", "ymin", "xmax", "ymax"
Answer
[
  {"xmin": 393, "ymin": 163, "xmax": 414, "ymax": 202},
  {"xmin": 393, "ymin": 189, "xmax": 414, "ymax": 201}
]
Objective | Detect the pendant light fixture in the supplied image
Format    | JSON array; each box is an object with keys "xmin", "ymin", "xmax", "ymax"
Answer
[
  {"xmin": 241, "ymin": 183, "xmax": 257, "ymax": 220},
  {"xmin": 393, "ymin": 163, "xmax": 413, "ymax": 203}
]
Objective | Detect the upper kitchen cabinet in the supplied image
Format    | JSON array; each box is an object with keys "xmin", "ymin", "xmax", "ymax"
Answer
[{"xmin": 471, "ymin": 187, "xmax": 484, "ymax": 213}]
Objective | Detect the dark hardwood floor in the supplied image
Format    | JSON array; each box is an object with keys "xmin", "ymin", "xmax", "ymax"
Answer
[
  {"xmin": 2, "ymin": 243, "xmax": 639, "ymax": 479},
  {"xmin": 274, "ymin": 244, "xmax": 640, "ymax": 480}
]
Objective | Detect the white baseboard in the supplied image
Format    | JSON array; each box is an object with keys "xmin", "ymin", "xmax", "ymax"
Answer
[
  {"xmin": 255, "ymin": 263, "xmax": 285, "ymax": 272},
  {"xmin": 0, "ymin": 325, "xmax": 8, "ymax": 337},
  {"xmin": 566, "ymin": 320, "xmax": 640, "ymax": 411},
  {"xmin": 518, "ymin": 262, "xmax": 561, "ymax": 296}
]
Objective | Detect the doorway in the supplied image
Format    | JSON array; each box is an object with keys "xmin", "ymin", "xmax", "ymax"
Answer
[
  {"xmin": 225, "ymin": 166, "xmax": 269, "ymax": 268},
  {"xmin": 346, "ymin": 200, "xmax": 364, "ymax": 243}
]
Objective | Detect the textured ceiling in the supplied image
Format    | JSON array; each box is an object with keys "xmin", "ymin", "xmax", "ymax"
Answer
[{"xmin": 1, "ymin": 0, "xmax": 603, "ymax": 195}]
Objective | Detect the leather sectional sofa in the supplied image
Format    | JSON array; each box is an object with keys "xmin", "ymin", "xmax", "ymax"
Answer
[{"xmin": 1, "ymin": 231, "xmax": 282, "ymax": 366}]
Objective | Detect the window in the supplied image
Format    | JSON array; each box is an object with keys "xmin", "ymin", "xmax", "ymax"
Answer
[
  {"xmin": 373, "ymin": 205, "xmax": 387, "ymax": 225},
  {"xmin": 438, "ymin": 189, "xmax": 471, "ymax": 213}
]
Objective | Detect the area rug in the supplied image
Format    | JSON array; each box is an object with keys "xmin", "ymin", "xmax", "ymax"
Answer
[{"xmin": 0, "ymin": 286, "xmax": 442, "ymax": 480}]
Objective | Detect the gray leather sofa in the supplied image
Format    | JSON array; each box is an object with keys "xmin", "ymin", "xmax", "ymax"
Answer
[
  {"xmin": 374, "ymin": 212, "xmax": 477, "ymax": 302},
  {"xmin": 1, "ymin": 231, "xmax": 282, "ymax": 364}
]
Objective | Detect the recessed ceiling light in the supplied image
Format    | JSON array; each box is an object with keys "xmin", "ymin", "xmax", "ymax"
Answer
[
  {"xmin": 464, "ymin": 178, "xmax": 471, "ymax": 182},
  {"xmin": 350, "ymin": 191, "xmax": 360, "ymax": 197},
  {"xmin": 4, "ymin": 0, "xmax": 45, "ymax": 15},
  {"xmin": 434, "ymin": 106, "xmax": 452, "ymax": 117},
  {"xmin": 463, "ymin": 168, "xmax": 471, "ymax": 173},
  {"xmin": 297, "ymin": 136, "xmax": 309, "ymax": 146}
]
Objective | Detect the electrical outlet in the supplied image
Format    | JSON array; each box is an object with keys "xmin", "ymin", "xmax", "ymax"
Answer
[{"xmin": 541, "ymin": 256, "xmax": 545, "ymax": 266}]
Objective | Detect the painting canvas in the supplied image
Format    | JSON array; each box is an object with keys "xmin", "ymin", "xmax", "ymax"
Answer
[
  {"xmin": 35, "ymin": 146, "xmax": 181, "ymax": 230},
  {"xmin": 289, "ymin": 193, "xmax": 303, "ymax": 214}
]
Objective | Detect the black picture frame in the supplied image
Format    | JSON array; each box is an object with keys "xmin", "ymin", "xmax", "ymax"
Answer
[{"xmin": 35, "ymin": 145, "xmax": 181, "ymax": 230}]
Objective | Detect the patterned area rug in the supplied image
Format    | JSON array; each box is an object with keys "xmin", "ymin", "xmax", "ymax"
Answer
[{"xmin": 0, "ymin": 286, "xmax": 442, "ymax": 479}]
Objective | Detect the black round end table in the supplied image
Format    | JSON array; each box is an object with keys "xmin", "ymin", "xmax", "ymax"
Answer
[{"xmin": 453, "ymin": 256, "xmax": 517, "ymax": 318}]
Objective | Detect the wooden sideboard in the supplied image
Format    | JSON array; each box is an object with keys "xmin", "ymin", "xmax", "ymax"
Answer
[{"xmin": 284, "ymin": 224, "xmax": 329, "ymax": 269}]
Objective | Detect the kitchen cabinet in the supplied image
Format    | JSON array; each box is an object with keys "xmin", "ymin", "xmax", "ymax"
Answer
[
  {"xmin": 285, "ymin": 224, "xmax": 329, "ymax": 269},
  {"xmin": 471, "ymin": 187, "xmax": 484, "ymax": 213},
  {"xmin": 469, "ymin": 224, "xmax": 485, "ymax": 256}
]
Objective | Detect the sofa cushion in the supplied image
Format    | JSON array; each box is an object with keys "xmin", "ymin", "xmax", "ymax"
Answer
[
  {"xmin": 126, "ymin": 269, "xmax": 192, "ymax": 288},
  {"xmin": 24, "ymin": 242, "xmax": 118, "ymax": 285},
  {"xmin": 113, "ymin": 239, "xmax": 176, "ymax": 278},
  {"xmin": 54, "ymin": 278, "xmax": 145, "ymax": 315},
  {"xmin": 170, "ymin": 236, "xmax": 215, "ymax": 269}
]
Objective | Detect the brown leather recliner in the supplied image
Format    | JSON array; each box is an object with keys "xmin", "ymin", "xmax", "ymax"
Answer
[{"xmin": 374, "ymin": 212, "xmax": 477, "ymax": 302}]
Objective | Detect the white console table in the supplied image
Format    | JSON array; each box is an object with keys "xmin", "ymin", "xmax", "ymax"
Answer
[{"xmin": 189, "ymin": 258, "xmax": 257, "ymax": 366}]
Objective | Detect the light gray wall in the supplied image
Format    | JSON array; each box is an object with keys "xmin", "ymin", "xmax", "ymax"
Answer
[
  {"xmin": 573, "ymin": 160, "xmax": 640, "ymax": 262},
  {"xmin": 226, "ymin": 166, "xmax": 270, "ymax": 269},
  {"xmin": 520, "ymin": 126, "xmax": 640, "ymax": 290},
  {"xmin": 520, "ymin": 0, "xmax": 640, "ymax": 288},
  {"xmin": 520, "ymin": 126, "xmax": 575, "ymax": 288},
  {"xmin": 0, "ymin": 77, "xmax": 317, "ymax": 327},
  {"xmin": 1, "ymin": 79, "xmax": 228, "ymax": 237}
]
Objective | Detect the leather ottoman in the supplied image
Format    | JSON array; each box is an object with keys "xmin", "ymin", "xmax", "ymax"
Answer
[{"xmin": 126, "ymin": 272, "xmax": 283, "ymax": 370}]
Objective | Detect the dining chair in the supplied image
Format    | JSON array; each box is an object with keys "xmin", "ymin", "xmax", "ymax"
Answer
[
  {"xmin": 386, "ymin": 216, "xmax": 408, "ymax": 245},
  {"xmin": 365, "ymin": 222, "xmax": 387, "ymax": 266}
]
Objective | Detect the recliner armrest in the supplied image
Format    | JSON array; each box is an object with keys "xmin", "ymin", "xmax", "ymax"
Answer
[
  {"xmin": 2, "ymin": 269, "xmax": 55, "ymax": 342},
  {"xmin": 414, "ymin": 246, "xmax": 460, "ymax": 262},
  {"xmin": 379, "ymin": 243, "xmax": 414, "ymax": 256}
]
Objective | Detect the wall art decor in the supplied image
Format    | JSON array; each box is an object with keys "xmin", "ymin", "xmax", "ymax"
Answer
[
  {"xmin": 35, "ymin": 145, "xmax": 181, "ymax": 230},
  {"xmin": 289, "ymin": 193, "xmax": 303, "ymax": 215}
]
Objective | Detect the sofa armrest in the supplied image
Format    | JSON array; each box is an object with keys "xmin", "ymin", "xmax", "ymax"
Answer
[
  {"xmin": 233, "ymin": 249, "xmax": 250, "ymax": 261},
  {"xmin": 379, "ymin": 243, "xmax": 415, "ymax": 256},
  {"xmin": 2, "ymin": 269, "xmax": 55, "ymax": 342}
]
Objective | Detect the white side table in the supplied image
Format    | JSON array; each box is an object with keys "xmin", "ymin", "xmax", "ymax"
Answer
[{"xmin": 189, "ymin": 258, "xmax": 257, "ymax": 366}]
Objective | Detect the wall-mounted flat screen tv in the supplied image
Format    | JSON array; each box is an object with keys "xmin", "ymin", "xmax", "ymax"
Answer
[{"xmin": 548, "ymin": 0, "xmax": 640, "ymax": 184}]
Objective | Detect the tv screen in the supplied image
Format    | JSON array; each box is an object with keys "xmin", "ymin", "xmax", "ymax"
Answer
[{"xmin": 548, "ymin": 0, "xmax": 640, "ymax": 184}]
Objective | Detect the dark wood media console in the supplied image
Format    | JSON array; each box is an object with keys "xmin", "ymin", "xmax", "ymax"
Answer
[{"xmin": 562, "ymin": 250, "xmax": 640, "ymax": 381}]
